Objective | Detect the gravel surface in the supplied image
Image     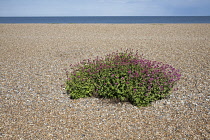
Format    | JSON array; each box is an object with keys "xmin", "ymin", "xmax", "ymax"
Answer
[{"xmin": 0, "ymin": 24, "xmax": 209, "ymax": 139}]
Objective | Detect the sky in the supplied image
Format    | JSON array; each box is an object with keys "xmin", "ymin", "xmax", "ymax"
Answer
[{"xmin": 0, "ymin": 0, "xmax": 210, "ymax": 17}]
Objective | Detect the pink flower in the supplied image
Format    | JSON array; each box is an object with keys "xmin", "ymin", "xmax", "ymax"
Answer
[{"xmin": 149, "ymin": 78, "xmax": 154, "ymax": 81}]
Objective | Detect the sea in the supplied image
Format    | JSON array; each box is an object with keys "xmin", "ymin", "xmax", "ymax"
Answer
[{"xmin": 0, "ymin": 16, "xmax": 210, "ymax": 24}]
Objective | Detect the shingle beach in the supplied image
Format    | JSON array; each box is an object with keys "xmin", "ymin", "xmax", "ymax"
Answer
[{"xmin": 0, "ymin": 24, "xmax": 209, "ymax": 139}]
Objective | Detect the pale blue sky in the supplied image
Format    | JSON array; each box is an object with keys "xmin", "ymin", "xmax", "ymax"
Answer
[{"xmin": 0, "ymin": 0, "xmax": 210, "ymax": 17}]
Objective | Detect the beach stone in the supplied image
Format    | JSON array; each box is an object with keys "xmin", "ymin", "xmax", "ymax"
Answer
[{"xmin": 0, "ymin": 24, "xmax": 209, "ymax": 139}]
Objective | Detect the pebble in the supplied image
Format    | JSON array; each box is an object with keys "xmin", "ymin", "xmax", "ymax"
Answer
[{"xmin": 0, "ymin": 24, "xmax": 209, "ymax": 139}]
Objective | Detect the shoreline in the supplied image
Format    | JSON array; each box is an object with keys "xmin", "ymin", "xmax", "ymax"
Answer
[{"xmin": 1, "ymin": 24, "xmax": 209, "ymax": 139}]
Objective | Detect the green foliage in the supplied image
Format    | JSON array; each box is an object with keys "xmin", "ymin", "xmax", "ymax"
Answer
[{"xmin": 65, "ymin": 49, "xmax": 181, "ymax": 107}]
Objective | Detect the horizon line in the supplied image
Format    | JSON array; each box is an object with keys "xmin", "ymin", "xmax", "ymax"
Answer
[{"xmin": 1, "ymin": 15, "xmax": 210, "ymax": 18}]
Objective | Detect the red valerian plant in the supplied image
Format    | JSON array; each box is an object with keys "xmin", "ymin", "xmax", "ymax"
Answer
[{"xmin": 65, "ymin": 49, "xmax": 181, "ymax": 107}]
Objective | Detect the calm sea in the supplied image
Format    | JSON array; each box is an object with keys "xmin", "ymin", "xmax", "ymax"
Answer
[{"xmin": 0, "ymin": 16, "xmax": 210, "ymax": 24}]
